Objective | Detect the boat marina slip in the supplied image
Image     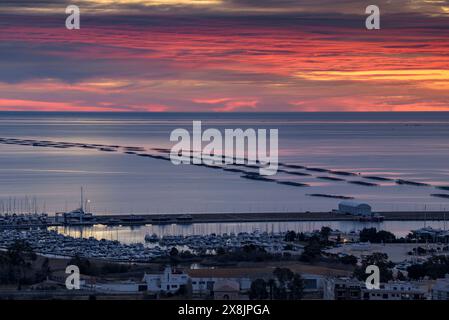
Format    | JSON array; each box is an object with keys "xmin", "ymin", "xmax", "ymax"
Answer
[{"xmin": 0, "ymin": 228, "xmax": 302, "ymax": 262}]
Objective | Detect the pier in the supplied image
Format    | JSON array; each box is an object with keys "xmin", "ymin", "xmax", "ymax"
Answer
[
  {"xmin": 2, "ymin": 211, "xmax": 448, "ymax": 229},
  {"xmin": 91, "ymin": 211, "xmax": 449, "ymax": 225}
]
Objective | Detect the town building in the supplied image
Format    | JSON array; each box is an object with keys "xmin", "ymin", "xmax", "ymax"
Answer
[
  {"xmin": 142, "ymin": 266, "xmax": 190, "ymax": 293},
  {"xmin": 323, "ymin": 278, "xmax": 363, "ymax": 300},
  {"xmin": 338, "ymin": 201, "xmax": 372, "ymax": 216},
  {"xmin": 362, "ymin": 282, "xmax": 426, "ymax": 300},
  {"xmin": 302, "ymin": 274, "xmax": 325, "ymax": 299},
  {"xmin": 324, "ymin": 278, "xmax": 427, "ymax": 300},
  {"xmin": 431, "ymin": 275, "xmax": 449, "ymax": 300}
]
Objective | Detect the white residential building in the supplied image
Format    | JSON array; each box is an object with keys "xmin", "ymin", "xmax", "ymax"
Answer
[
  {"xmin": 362, "ymin": 282, "xmax": 426, "ymax": 300},
  {"xmin": 142, "ymin": 266, "xmax": 190, "ymax": 293}
]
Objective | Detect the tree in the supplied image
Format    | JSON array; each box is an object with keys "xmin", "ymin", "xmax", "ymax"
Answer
[
  {"xmin": 7, "ymin": 240, "xmax": 36, "ymax": 266},
  {"xmin": 407, "ymin": 264, "xmax": 427, "ymax": 280},
  {"xmin": 408, "ymin": 255, "xmax": 449, "ymax": 280},
  {"xmin": 35, "ymin": 258, "xmax": 51, "ymax": 282},
  {"xmin": 68, "ymin": 255, "xmax": 99, "ymax": 276},
  {"xmin": 273, "ymin": 267, "xmax": 294, "ymax": 284},
  {"xmin": 320, "ymin": 226, "xmax": 332, "ymax": 241},
  {"xmin": 353, "ymin": 252, "xmax": 394, "ymax": 282},
  {"xmin": 267, "ymin": 279, "xmax": 276, "ymax": 300},
  {"xmin": 284, "ymin": 231, "xmax": 297, "ymax": 242},
  {"xmin": 249, "ymin": 279, "xmax": 268, "ymax": 300},
  {"xmin": 359, "ymin": 228, "xmax": 396, "ymax": 243},
  {"xmin": 359, "ymin": 228, "xmax": 377, "ymax": 242},
  {"xmin": 340, "ymin": 254, "xmax": 358, "ymax": 265},
  {"xmin": 273, "ymin": 268, "xmax": 295, "ymax": 300},
  {"xmin": 376, "ymin": 230, "xmax": 396, "ymax": 243},
  {"xmin": 169, "ymin": 247, "xmax": 179, "ymax": 257},
  {"xmin": 0, "ymin": 240, "xmax": 37, "ymax": 285},
  {"xmin": 396, "ymin": 271, "xmax": 406, "ymax": 281},
  {"xmin": 300, "ymin": 240, "xmax": 322, "ymax": 262},
  {"xmin": 288, "ymin": 274, "xmax": 304, "ymax": 300}
]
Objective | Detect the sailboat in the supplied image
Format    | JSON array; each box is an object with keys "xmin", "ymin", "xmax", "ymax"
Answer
[{"xmin": 58, "ymin": 187, "xmax": 94, "ymax": 224}]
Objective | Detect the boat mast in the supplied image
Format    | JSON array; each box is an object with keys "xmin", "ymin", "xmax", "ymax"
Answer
[{"xmin": 80, "ymin": 186, "xmax": 84, "ymax": 212}]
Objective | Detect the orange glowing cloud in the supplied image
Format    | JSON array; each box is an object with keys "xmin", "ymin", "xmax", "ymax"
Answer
[
  {"xmin": 1, "ymin": 14, "xmax": 449, "ymax": 112},
  {"xmin": 0, "ymin": 99, "xmax": 127, "ymax": 112}
]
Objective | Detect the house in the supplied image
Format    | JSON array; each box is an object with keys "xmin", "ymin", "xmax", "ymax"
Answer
[
  {"xmin": 302, "ymin": 274, "xmax": 325, "ymax": 298},
  {"xmin": 324, "ymin": 277, "xmax": 427, "ymax": 300},
  {"xmin": 142, "ymin": 266, "xmax": 189, "ymax": 293},
  {"xmin": 187, "ymin": 269, "xmax": 251, "ymax": 298},
  {"xmin": 323, "ymin": 278, "xmax": 363, "ymax": 300}
]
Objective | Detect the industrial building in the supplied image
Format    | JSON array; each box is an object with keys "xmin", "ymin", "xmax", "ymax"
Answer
[{"xmin": 338, "ymin": 201, "xmax": 372, "ymax": 216}]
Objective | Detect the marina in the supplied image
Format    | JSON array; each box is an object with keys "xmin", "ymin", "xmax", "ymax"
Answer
[
  {"xmin": 0, "ymin": 229, "xmax": 166, "ymax": 262},
  {"xmin": 0, "ymin": 228, "xmax": 302, "ymax": 261},
  {"xmin": 51, "ymin": 220, "xmax": 449, "ymax": 245}
]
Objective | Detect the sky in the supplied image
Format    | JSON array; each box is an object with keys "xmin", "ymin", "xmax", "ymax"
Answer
[{"xmin": 0, "ymin": 0, "xmax": 449, "ymax": 112}]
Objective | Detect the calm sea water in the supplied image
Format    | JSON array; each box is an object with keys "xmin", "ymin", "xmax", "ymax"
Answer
[
  {"xmin": 1, "ymin": 112, "xmax": 449, "ymax": 215},
  {"xmin": 52, "ymin": 220, "xmax": 449, "ymax": 244}
]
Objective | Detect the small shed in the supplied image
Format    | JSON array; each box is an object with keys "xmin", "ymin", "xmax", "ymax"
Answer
[{"xmin": 338, "ymin": 201, "xmax": 372, "ymax": 216}]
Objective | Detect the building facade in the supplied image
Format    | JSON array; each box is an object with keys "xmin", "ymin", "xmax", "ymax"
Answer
[
  {"xmin": 143, "ymin": 267, "xmax": 190, "ymax": 293},
  {"xmin": 338, "ymin": 201, "xmax": 372, "ymax": 216},
  {"xmin": 432, "ymin": 276, "xmax": 449, "ymax": 300}
]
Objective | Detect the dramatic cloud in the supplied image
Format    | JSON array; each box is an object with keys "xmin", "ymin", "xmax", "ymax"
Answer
[{"xmin": 0, "ymin": 1, "xmax": 448, "ymax": 111}]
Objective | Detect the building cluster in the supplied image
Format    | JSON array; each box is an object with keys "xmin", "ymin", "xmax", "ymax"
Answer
[
  {"xmin": 46, "ymin": 266, "xmax": 449, "ymax": 300},
  {"xmin": 323, "ymin": 276, "xmax": 449, "ymax": 300},
  {"xmin": 76, "ymin": 267, "xmax": 252, "ymax": 300}
]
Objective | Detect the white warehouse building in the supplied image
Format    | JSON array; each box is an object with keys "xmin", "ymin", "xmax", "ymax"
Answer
[
  {"xmin": 338, "ymin": 201, "xmax": 372, "ymax": 216},
  {"xmin": 143, "ymin": 267, "xmax": 190, "ymax": 293}
]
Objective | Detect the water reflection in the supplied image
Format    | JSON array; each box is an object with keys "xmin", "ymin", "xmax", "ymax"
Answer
[{"xmin": 50, "ymin": 220, "xmax": 449, "ymax": 245}]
